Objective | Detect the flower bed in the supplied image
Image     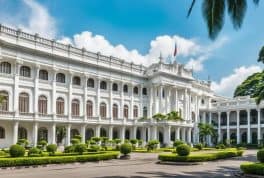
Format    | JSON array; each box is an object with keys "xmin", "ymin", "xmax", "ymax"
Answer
[
  {"xmin": 0, "ymin": 151, "xmax": 119, "ymax": 167},
  {"xmin": 240, "ymin": 162, "xmax": 264, "ymax": 176},
  {"xmin": 158, "ymin": 149, "xmax": 243, "ymax": 162}
]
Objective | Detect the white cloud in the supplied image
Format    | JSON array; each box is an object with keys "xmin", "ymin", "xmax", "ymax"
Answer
[
  {"xmin": 0, "ymin": 0, "xmax": 56, "ymax": 38},
  {"xmin": 211, "ymin": 65, "xmax": 262, "ymax": 97}
]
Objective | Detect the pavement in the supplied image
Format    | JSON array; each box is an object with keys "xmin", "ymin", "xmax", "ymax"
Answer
[{"xmin": 0, "ymin": 149, "xmax": 257, "ymax": 178}]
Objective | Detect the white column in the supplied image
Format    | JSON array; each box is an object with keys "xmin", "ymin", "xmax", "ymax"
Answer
[
  {"xmin": 51, "ymin": 123, "xmax": 56, "ymax": 144},
  {"xmin": 68, "ymin": 73, "xmax": 73, "ymax": 120},
  {"xmin": 52, "ymin": 70, "xmax": 57, "ymax": 119},
  {"xmin": 13, "ymin": 62, "xmax": 20, "ymax": 117},
  {"xmin": 155, "ymin": 86, "xmax": 159, "ymax": 114},
  {"xmin": 109, "ymin": 126, "xmax": 113, "ymax": 140},
  {"xmin": 166, "ymin": 87, "xmax": 171, "ymax": 113},
  {"xmin": 83, "ymin": 75, "xmax": 88, "ymax": 120},
  {"xmin": 164, "ymin": 125, "xmax": 171, "ymax": 145},
  {"xmin": 218, "ymin": 112, "xmax": 221, "ymax": 143},
  {"xmin": 32, "ymin": 122, "xmax": 38, "ymax": 146},
  {"xmin": 202, "ymin": 112, "xmax": 206, "ymax": 123},
  {"xmin": 81, "ymin": 125, "xmax": 86, "ymax": 143},
  {"xmin": 13, "ymin": 121, "xmax": 19, "ymax": 144},
  {"xmin": 120, "ymin": 82, "xmax": 124, "ymax": 119},
  {"xmin": 139, "ymin": 84, "xmax": 143, "ymax": 117},
  {"xmin": 132, "ymin": 126, "xmax": 137, "ymax": 139},
  {"xmin": 148, "ymin": 86, "xmax": 153, "ymax": 118},
  {"xmin": 95, "ymin": 125, "xmax": 101, "ymax": 137},
  {"xmin": 257, "ymin": 108, "xmax": 261, "ymax": 144},
  {"xmin": 120, "ymin": 126, "xmax": 125, "ymax": 142},
  {"xmin": 34, "ymin": 65, "xmax": 40, "ymax": 118},
  {"xmin": 147, "ymin": 127, "xmax": 151, "ymax": 141},
  {"xmin": 151, "ymin": 126, "xmax": 157, "ymax": 140},
  {"xmin": 209, "ymin": 112, "xmax": 212, "ymax": 145},
  {"xmin": 227, "ymin": 111, "xmax": 230, "ymax": 144},
  {"xmin": 247, "ymin": 109, "xmax": 251, "ymax": 143},
  {"xmin": 142, "ymin": 127, "xmax": 146, "ymax": 144},
  {"xmin": 237, "ymin": 110, "xmax": 240, "ymax": 144},
  {"xmin": 96, "ymin": 78, "xmax": 101, "ymax": 119},
  {"xmin": 184, "ymin": 89, "xmax": 188, "ymax": 120},
  {"xmin": 187, "ymin": 128, "xmax": 192, "ymax": 144},
  {"xmin": 175, "ymin": 127, "xmax": 180, "ymax": 140},
  {"xmin": 66, "ymin": 124, "xmax": 71, "ymax": 146},
  {"xmin": 109, "ymin": 80, "xmax": 113, "ymax": 121},
  {"xmin": 159, "ymin": 85, "xmax": 163, "ymax": 113},
  {"xmin": 130, "ymin": 84, "xmax": 134, "ymax": 119},
  {"xmin": 175, "ymin": 88, "xmax": 178, "ymax": 111},
  {"xmin": 181, "ymin": 127, "xmax": 186, "ymax": 142}
]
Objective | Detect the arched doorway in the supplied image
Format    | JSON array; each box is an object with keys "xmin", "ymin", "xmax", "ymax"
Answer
[
  {"xmin": 38, "ymin": 127, "xmax": 48, "ymax": 141},
  {"xmin": 171, "ymin": 130, "xmax": 175, "ymax": 141},
  {"xmin": 241, "ymin": 132, "xmax": 247, "ymax": 143},
  {"xmin": 158, "ymin": 131, "xmax": 164, "ymax": 144},
  {"xmin": 252, "ymin": 132, "xmax": 257, "ymax": 144},
  {"xmin": 18, "ymin": 127, "xmax": 27, "ymax": 139},
  {"xmin": 113, "ymin": 128, "xmax": 119, "ymax": 139},
  {"xmin": 100, "ymin": 128, "xmax": 107, "ymax": 137},
  {"xmin": 85, "ymin": 128, "xmax": 94, "ymax": 141},
  {"xmin": 230, "ymin": 132, "xmax": 237, "ymax": 144},
  {"xmin": 125, "ymin": 129, "xmax": 130, "ymax": 140},
  {"xmin": 136, "ymin": 128, "xmax": 141, "ymax": 140},
  {"xmin": 70, "ymin": 129, "xmax": 79, "ymax": 139}
]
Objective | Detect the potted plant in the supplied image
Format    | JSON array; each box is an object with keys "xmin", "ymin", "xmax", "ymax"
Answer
[{"xmin": 120, "ymin": 143, "xmax": 132, "ymax": 159}]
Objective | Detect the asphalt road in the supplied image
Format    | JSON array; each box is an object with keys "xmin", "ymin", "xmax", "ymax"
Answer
[{"xmin": 0, "ymin": 150, "xmax": 257, "ymax": 178}]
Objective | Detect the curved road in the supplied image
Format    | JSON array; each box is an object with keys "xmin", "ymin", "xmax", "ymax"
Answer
[{"xmin": 0, "ymin": 150, "xmax": 257, "ymax": 178}]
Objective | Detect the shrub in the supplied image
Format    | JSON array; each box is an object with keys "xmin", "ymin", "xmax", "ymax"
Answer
[
  {"xmin": 138, "ymin": 140, "xmax": 143, "ymax": 147},
  {"xmin": 46, "ymin": 144, "xmax": 57, "ymax": 153},
  {"xmin": 87, "ymin": 145, "xmax": 100, "ymax": 152},
  {"xmin": 17, "ymin": 139, "xmax": 29, "ymax": 147},
  {"xmin": 176, "ymin": 144, "xmax": 190, "ymax": 156},
  {"xmin": 146, "ymin": 140, "xmax": 159, "ymax": 151},
  {"xmin": 91, "ymin": 137, "xmax": 101, "ymax": 144},
  {"xmin": 173, "ymin": 140, "xmax": 184, "ymax": 148},
  {"xmin": 71, "ymin": 138, "xmax": 80, "ymax": 145},
  {"xmin": 73, "ymin": 135, "xmax": 82, "ymax": 141},
  {"xmin": 75, "ymin": 144, "xmax": 87, "ymax": 155},
  {"xmin": 216, "ymin": 144, "xmax": 226, "ymax": 149},
  {"xmin": 120, "ymin": 143, "xmax": 132, "ymax": 155},
  {"xmin": 194, "ymin": 143, "xmax": 203, "ymax": 150},
  {"xmin": 38, "ymin": 140, "xmax": 47, "ymax": 150},
  {"xmin": 114, "ymin": 139, "xmax": 121, "ymax": 144},
  {"xmin": 9, "ymin": 144, "xmax": 25, "ymax": 157},
  {"xmin": 257, "ymin": 149, "xmax": 264, "ymax": 163},
  {"xmin": 64, "ymin": 145, "xmax": 76, "ymax": 153},
  {"xmin": 130, "ymin": 139, "xmax": 138, "ymax": 145},
  {"xmin": 28, "ymin": 147, "xmax": 41, "ymax": 156},
  {"xmin": 240, "ymin": 162, "xmax": 264, "ymax": 175},
  {"xmin": 0, "ymin": 150, "xmax": 7, "ymax": 157}
]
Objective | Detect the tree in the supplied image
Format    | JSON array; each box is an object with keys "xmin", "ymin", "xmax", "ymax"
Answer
[
  {"xmin": 198, "ymin": 123, "xmax": 216, "ymax": 144},
  {"xmin": 152, "ymin": 113, "xmax": 166, "ymax": 121},
  {"xmin": 187, "ymin": 0, "xmax": 260, "ymax": 40},
  {"xmin": 166, "ymin": 111, "xmax": 183, "ymax": 121},
  {"xmin": 258, "ymin": 46, "xmax": 264, "ymax": 63}
]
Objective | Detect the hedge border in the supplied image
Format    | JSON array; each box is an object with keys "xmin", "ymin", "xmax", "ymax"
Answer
[
  {"xmin": 158, "ymin": 150, "xmax": 243, "ymax": 162},
  {"xmin": 0, "ymin": 151, "xmax": 119, "ymax": 167},
  {"xmin": 240, "ymin": 162, "xmax": 264, "ymax": 176}
]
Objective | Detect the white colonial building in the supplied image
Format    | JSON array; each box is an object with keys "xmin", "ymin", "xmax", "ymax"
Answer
[{"xmin": 0, "ymin": 25, "xmax": 263, "ymax": 148}]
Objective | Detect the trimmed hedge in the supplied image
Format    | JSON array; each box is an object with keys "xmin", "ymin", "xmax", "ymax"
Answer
[
  {"xmin": 240, "ymin": 162, "xmax": 264, "ymax": 176},
  {"xmin": 158, "ymin": 150, "xmax": 243, "ymax": 162},
  {"xmin": 0, "ymin": 151, "xmax": 119, "ymax": 167}
]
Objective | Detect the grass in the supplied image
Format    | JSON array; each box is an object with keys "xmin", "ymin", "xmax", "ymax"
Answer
[{"xmin": 240, "ymin": 162, "xmax": 264, "ymax": 175}]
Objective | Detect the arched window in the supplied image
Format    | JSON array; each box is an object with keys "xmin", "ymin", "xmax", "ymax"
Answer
[
  {"xmin": 142, "ymin": 87, "xmax": 147, "ymax": 95},
  {"xmin": 143, "ymin": 107, "xmax": 148, "ymax": 117},
  {"xmin": 123, "ymin": 84, "xmax": 128, "ymax": 93},
  {"xmin": 100, "ymin": 81, "xmax": 107, "ymax": 90},
  {"xmin": 113, "ymin": 104, "xmax": 118, "ymax": 118},
  {"xmin": 100, "ymin": 102, "xmax": 107, "ymax": 118},
  {"xmin": 56, "ymin": 73, "xmax": 65, "ymax": 83},
  {"xmin": 39, "ymin": 70, "xmax": 48, "ymax": 80},
  {"xmin": 73, "ymin": 76, "xmax": 81, "ymax": 85},
  {"xmin": 19, "ymin": 92, "xmax": 29, "ymax": 113},
  {"xmin": 86, "ymin": 100, "xmax": 93, "ymax": 117},
  {"xmin": 0, "ymin": 126, "xmax": 5, "ymax": 139},
  {"xmin": 133, "ymin": 105, "xmax": 138, "ymax": 118},
  {"xmin": 0, "ymin": 91, "xmax": 8, "ymax": 111},
  {"xmin": 112, "ymin": 83, "xmax": 118, "ymax": 91},
  {"xmin": 124, "ymin": 105, "xmax": 129, "ymax": 118},
  {"xmin": 87, "ymin": 78, "xmax": 94, "ymax": 88},
  {"xmin": 38, "ymin": 95, "xmax": 47, "ymax": 114},
  {"xmin": 18, "ymin": 127, "xmax": 27, "ymax": 139},
  {"xmin": 0, "ymin": 62, "xmax": 11, "ymax": 74},
  {"xmin": 72, "ymin": 99, "xmax": 80, "ymax": 116},
  {"xmin": 20, "ymin": 66, "xmax": 31, "ymax": 77},
  {"xmin": 133, "ymin": 86, "xmax": 138, "ymax": 95},
  {"xmin": 56, "ymin": 97, "xmax": 64, "ymax": 115}
]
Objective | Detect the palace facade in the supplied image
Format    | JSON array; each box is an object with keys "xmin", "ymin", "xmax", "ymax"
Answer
[{"xmin": 0, "ymin": 25, "xmax": 263, "ymax": 148}]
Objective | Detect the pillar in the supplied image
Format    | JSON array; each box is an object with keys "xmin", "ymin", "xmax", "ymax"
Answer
[
  {"xmin": 66, "ymin": 124, "xmax": 71, "ymax": 146},
  {"xmin": 247, "ymin": 109, "xmax": 251, "ymax": 144},
  {"xmin": 181, "ymin": 127, "xmax": 186, "ymax": 142},
  {"xmin": 83, "ymin": 75, "xmax": 88, "ymax": 120},
  {"xmin": 109, "ymin": 125, "xmax": 113, "ymax": 140},
  {"xmin": 51, "ymin": 123, "xmax": 56, "ymax": 144},
  {"xmin": 32, "ymin": 122, "xmax": 38, "ymax": 146},
  {"xmin": 208, "ymin": 112, "xmax": 212, "ymax": 145},
  {"xmin": 95, "ymin": 125, "xmax": 101, "ymax": 137},
  {"xmin": 132, "ymin": 126, "xmax": 137, "ymax": 139},
  {"xmin": 120, "ymin": 126, "xmax": 125, "ymax": 142},
  {"xmin": 81, "ymin": 125, "xmax": 86, "ymax": 143},
  {"xmin": 164, "ymin": 125, "xmax": 171, "ymax": 146},
  {"xmin": 227, "ymin": 111, "xmax": 230, "ymax": 144},
  {"xmin": 175, "ymin": 127, "xmax": 180, "ymax": 140},
  {"xmin": 187, "ymin": 128, "xmax": 192, "ymax": 144},
  {"xmin": 257, "ymin": 108, "xmax": 261, "ymax": 144},
  {"xmin": 34, "ymin": 65, "xmax": 40, "ymax": 118},
  {"xmin": 237, "ymin": 110, "xmax": 240, "ymax": 144},
  {"xmin": 218, "ymin": 112, "xmax": 221, "ymax": 143},
  {"xmin": 97, "ymin": 78, "xmax": 101, "ymax": 118},
  {"xmin": 52, "ymin": 69, "xmax": 57, "ymax": 119},
  {"xmin": 68, "ymin": 73, "xmax": 73, "ymax": 120},
  {"xmin": 13, "ymin": 121, "xmax": 19, "ymax": 144},
  {"xmin": 151, "ymin": 126, "xmax": 157, "ymax": 140}
]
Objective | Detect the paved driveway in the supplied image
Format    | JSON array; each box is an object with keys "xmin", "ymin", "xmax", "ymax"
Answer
[{"xmin": 0, "ymin": 150, "xmax": 257, "ymax": 178}]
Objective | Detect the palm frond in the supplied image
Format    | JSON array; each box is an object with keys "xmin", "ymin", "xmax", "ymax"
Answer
[
  {"xmin": 227, "ymin": 0, "xmax": 247, "ymax": 30},
  {"xmin": 187, "ymin": 0, "xmax": 196, "ymax": 17},
  {"xmin": 202, "ymin": 0, "xmax": 226, "ymax": 40},
  {"xmin": 253, "ymin": 0, "xmax": 259, "ymax": 5},
  {"xmin": 258, "ymin": 46, "xmax": 264, "ymax": 63}
]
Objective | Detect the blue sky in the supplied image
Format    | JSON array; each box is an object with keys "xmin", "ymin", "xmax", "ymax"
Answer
[{"xmin": 0, "ymin": 0, "xmax": 263, "ymax": 97}]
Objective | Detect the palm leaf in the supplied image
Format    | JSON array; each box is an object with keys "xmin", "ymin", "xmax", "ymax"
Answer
[
  {"xmin": 187, "ymin": 0, "xmax": 196, "ymax": 17},
  {"xmin": 258, "ymin": 46, "xmax": 264, "ymax": 63},
  {"xmin": 227, "ymin": 0, "xmax": 247, "ymax": 30},
  {"xmin": 202, "ymin": 0, "xmax": 226, "ymax": 40},
  {"xmin": 253, "ymin": 0, "xmax": 259, "ymax": 5}
]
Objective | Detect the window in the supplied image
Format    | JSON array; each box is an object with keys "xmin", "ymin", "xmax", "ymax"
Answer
[
  {"xmin": 100, "ymin": 102, "xmax": 107, "ymax": 118},
  {"xmin": 162, "ymin": 89, "xmax": 165, "ymax": 98},
  {"xmin": 86, "ymin": 100, "xmax": 93, "ymax": 117},
  {"xmin": 38, "ymin": 127, "xmax": 48, "ymax": 141},
  {"xmin": 39, "ymin": 70, "xmax": 48, "ymax": 80},
  {"xmin": 124, "ymin": 105, "xmax": 129, "ymax": 118},
  {"xmin": 142, "ymin": 88, "xmax": 147, "ymax": 95},
  {"xmin": 73, "ymin": 76, "xmax": 81, "ymax": 85},
  {"xmin": 56, "ymin": 97, "xmax": 64, "ymax": 115},
  {"xmin": 38, "ymin": 95, "xmax": 47, "ymax": 114},
  {"xmin": 72, "ymin": 99, "xmax": 80, "ymax": 116},
  {"xmin": 0, "ymin": 91, "xmax": 8, "ymax": 111},
  {"xmin": 19, "ymin": 92, "xmax": 29, "ymax": 113},
  {"xmin": 0, "ymin": 127, "xmax": 5, "ymax": 139},
  {"xmin": 56, "ymin": 73, "xmax": 65, "ymax": 83},
  {"xmin": 87, "ymin": 78, "xmax": 94, "ymax": 88},
  {"xmin": 113, "ymin": 104, "xmax": 118, "ymax": 118},
  {"xmin": 0, "ymin": 62, "xmax": 11, "ymax": 74},
  {"xmin": 100, "ymin": 81, "xmax": 107, "ymax": 90},
  {"xmin": 133, "ymin": 87, "xmax": 138, "ymax": 95},
  {"xmin": 143, "ymin": 107, "xmax": 148, "ymax": 117},
  {"xmin": 20, "ymin": 66, "xmax": 31, "ymax": 77},
  {"xmin": 18, "ymin": 127, "xmax": 27, "ymax": 139},
  {"xmin": 112, "ymin": 83, "xmax": 118, "ymax": 91},
  {"xmin": 123, "ymin": 84, "xmax": 128, "ymax": 93},
  {"xmin": 133, "ymin": 105, "xmax": 138, "ymax": 118},
  {"xmin": 201, "ymin": 99, "xmax": 205, "ymax": 105}
]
